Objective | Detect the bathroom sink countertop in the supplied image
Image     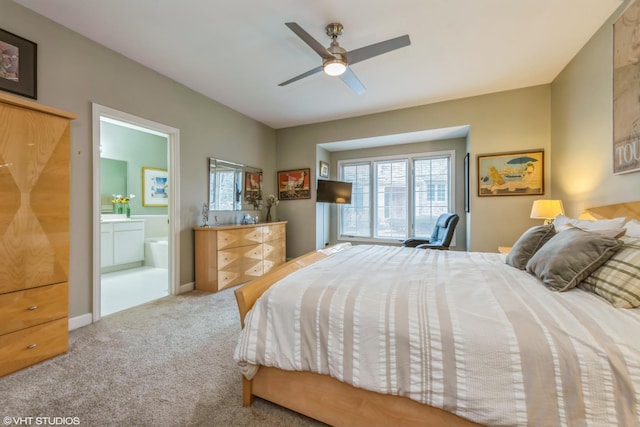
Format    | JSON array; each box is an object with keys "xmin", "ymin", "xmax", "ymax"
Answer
[{"xmin": 101, "ymin": 216, "xmax": 145, "ymax": 223}]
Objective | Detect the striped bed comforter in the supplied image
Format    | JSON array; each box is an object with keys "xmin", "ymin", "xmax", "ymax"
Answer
[{"xmin": 234, "ymin": 245, "xmax": 640, "ymax": 426}]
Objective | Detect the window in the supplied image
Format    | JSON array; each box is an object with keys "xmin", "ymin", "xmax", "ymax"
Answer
[{"xmin": 339, "ymin": 151, "xmax": 454, "ymax": 242}]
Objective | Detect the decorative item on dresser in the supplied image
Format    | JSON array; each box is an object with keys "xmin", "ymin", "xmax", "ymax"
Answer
[
  {"xmin": 194, "ymin": 221, "xmax": 287, "ymax": 292},
  {"xmin": 0, "ymin": 92, "xmax": 76, "ymax": 377}
]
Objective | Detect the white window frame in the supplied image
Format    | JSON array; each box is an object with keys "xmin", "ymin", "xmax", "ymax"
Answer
[{"xmin": 337, "ymin": 150, "xmax": 455, "ymax": 244}]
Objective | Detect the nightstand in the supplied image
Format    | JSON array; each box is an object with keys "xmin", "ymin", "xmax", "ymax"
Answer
[{"xmin": 498, "ymin": 246, "xmax": 512, "ymax": 254}]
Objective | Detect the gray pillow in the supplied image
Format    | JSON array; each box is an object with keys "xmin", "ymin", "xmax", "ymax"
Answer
[
  {"xmin": 505, "ymin": 224, "xmax": 555, "ymax": 270},
  {"xmin": 526, "ymin": 227, "xmax": 624, "ymax": 292}
]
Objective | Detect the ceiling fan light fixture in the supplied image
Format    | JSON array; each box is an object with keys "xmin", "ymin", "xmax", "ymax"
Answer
[{"xmin": 323, "ymin": 58, "xmax": 347, "ymax": 76}]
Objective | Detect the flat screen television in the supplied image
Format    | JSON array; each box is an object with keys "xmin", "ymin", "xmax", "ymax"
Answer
[{"xmin": 316, "ymin": 179, "xmax": 352, "ymax": 204}]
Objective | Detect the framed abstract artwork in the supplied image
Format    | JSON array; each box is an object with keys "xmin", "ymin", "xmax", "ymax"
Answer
[
  {"xmin": 0, "ymin": 28, "xmax": 37, "ymax": 99},
  {"xmin": 142, "ymin": 167, "xmax": 168, "ymax": 206},
  {"xmin": 277, "ymin": 168, "xmax": 311, "ymax": 200},
  {"xmin": 477, "ymin": 150, "xmax": 544, "ymax": 197}
]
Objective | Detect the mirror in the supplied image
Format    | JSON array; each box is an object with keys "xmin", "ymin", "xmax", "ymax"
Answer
[
  {"xmin": 100, "ymin": 158, "xmax": 128, "ymax": 213},
  {"xmin": 209, "ymin": 158, "xmax": 262, "ymax": 211}
]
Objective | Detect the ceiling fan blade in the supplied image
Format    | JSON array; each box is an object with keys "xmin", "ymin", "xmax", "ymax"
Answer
[
  {"xmin": 278, "ymin": 65, "xmax": 323, "ymax": 86},
  {"xmin": 345, "ymin": 34, "xmax": 410, "ymax": 65},
  {"xmin": 285, "ymin": 22, "xmax": 334, "ymax": 60},
  {"xmin": 339, "ymin": 68, "xmax": 366, "ymax": 94}
]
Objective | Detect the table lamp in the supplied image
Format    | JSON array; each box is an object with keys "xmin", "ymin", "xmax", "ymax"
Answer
[{"xmin": 530, "ymin": 199, "xmax": 565, "ymax": 225}]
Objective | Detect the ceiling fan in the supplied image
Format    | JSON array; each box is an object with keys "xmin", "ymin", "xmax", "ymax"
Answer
[{"xmin": 279, "ymin": 22, "xmax": 411, "ymax": 94}]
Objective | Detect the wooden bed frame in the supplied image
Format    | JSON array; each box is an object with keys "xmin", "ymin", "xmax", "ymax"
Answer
[{"xmin": 233, "ymin": 201, "xmax": 640, "ymax": 427}]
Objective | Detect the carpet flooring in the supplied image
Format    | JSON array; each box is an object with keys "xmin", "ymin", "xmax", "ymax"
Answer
[{"xmin": 0, "ymin": 289, "xmax": 326, "ymax": 427}]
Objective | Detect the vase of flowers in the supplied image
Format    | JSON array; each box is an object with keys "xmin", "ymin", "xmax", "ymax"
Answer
[
  {"xmin": 112, "ymin": 194, "xmax": 135, "ymax": 217},
  {"xmin": 264, "ymin": 194, "xmax": 279, "ymax": 222}
]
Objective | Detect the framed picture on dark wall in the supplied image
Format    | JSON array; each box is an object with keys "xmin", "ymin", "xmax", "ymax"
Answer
[
  {"xmin": 0, "ymin": 28, "xmax": 37, "ymax": 99},
  {"xmin": 464, "ymin": 153, "xmax": 470, "ymax": 212}
]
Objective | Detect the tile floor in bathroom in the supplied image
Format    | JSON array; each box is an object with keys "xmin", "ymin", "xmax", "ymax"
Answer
[{"xmin": 101, "ymin": 266, "xmax": 169, "ymax": 316}]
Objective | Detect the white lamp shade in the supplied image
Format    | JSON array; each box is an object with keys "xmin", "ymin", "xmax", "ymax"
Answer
[{"xmin": 530, "ymin": 199, "xmax": 565, "ymax": 222}]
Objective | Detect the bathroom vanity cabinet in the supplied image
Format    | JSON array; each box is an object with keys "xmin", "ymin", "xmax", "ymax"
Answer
[
  {"xmin": 0, "ymin": 93, "xmax": 76, "ymax": 377},
  {"xmin": 194, "ymin": 222, "xmax": 287, "ymax": 292},
  {"xmin": 101, "ymin": 219, "xmax": 145, "ymax": 270}
]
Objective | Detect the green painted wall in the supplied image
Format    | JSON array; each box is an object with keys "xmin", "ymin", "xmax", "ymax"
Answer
[{"xmin": 100, "ymin": 121, "xmax": 168, "ymax": 215}]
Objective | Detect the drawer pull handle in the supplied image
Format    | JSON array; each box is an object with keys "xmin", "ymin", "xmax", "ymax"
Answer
[
  {"xmin": 27, "ymin": 305, "xmax": 38, "ymax": 311},
  {"xmin": 27, "ymin": 343, "xmax": 37, "ymax": 349}
]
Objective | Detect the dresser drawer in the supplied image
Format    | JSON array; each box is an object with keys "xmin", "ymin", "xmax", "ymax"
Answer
[
  {"xmin": 0, "ymin": 318, "xmax": 68, "ymax": 377},
  {"xmin": 263, "ymin": 239, "xmax": 286, "ymax": 274},
  {"xmin": 0, "ymin": 283, "xmax": 68, "ymax": 336},
  {"xmin": 217, "ymin": 227, "xmax": 263, "ymax": 250},
  {"xmin": 263, "ymin": 224, "xmax": 286, "ymax": 242},
  {"xmin": 218, "ymin": 262, "xmax": 263, "ymax": 290},
  {"xmin": 217, "ymin": 244, "xmax": 263, "ymax": 270}
]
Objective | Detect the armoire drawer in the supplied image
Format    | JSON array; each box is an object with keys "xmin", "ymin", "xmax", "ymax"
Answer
[
  {"xmin": 0, "ymin": 318, "xmax": 68, "ymax": 377},
  {"xmin": 0, "ymin": 282, "xmax": 68, "ymax": 336}
]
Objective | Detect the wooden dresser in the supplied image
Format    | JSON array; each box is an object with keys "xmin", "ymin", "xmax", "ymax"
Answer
[
  {"xmin": 0, "ymin": 93, "xmax": 75, "ymax": 377},
  {"xmin": 194, "ymin": 221, "xmax": 287, "ymax": 292}
]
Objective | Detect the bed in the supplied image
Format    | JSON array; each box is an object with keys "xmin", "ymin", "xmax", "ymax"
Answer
[{"xmin": 234, "ymin": 201, "xmax": 640, "ymax": 426}]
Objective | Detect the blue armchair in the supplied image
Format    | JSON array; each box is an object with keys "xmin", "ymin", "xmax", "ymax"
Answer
[{"xmin": 402, "ymin": 213, "xmax": 460, "ymax": 250}]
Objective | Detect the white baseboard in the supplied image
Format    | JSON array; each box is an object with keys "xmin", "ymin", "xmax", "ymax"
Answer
[
  {"xmin": 69, "ymin": 313, "xmax": 92, "ymax": 331},
  {"xmin": 179, "ymin": 281, "xmax": 194, "ymax": 293},
  {"xmin": 68, "ymin": 283, "xmax": 193, "ymax": 331}
]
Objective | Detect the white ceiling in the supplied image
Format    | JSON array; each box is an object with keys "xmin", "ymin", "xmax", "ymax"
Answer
[{"xmin": 15, "ymin": 0, "xmax": 622, "ymax": 129}]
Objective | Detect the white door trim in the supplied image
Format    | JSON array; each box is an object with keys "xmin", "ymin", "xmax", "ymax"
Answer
[{"xmin": 92, "ymin": 103, "xmax": 181, "ymax": 322}]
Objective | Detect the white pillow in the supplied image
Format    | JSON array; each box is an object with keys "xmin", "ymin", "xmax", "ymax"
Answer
[
  {"xmin": 552, "ymin": 214, "xmax": 626, "ymax": 231},
  {"xmin": 624, "ymin": 219, "xmax": 640, "ymax": 238},
  {"xmin": 554, "ymin": 222, "xmax": 625, "ymax": 238}
]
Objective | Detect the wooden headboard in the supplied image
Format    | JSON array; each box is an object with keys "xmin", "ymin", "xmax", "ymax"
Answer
[{"xmin": 582, "ymin": 201, "xmax": 640, "ymax": 222}]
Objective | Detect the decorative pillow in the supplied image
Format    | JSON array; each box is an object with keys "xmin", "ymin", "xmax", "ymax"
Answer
[
  {"xmin": 552, "ymin": 214, "xmax": 626, "ymax": 231},
  {"xmin": 581, "ymin": 236, "xmax": 640, "ymax": 308},
  {"xmin": 526, "ymin": 227, "xmax": 624, "ymax": 292},
  {"xmin": 624, "ymin": 219, "xmax": 640, "ymax": 238},
  {"xmin": 505, "ymin": 224, "xmax": 555, "ymax": 270}
]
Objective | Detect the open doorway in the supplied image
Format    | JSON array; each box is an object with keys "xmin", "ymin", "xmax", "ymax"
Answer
[{"xmin": 92, "ymin": 104, "xmax": 180, "ymax": 322}]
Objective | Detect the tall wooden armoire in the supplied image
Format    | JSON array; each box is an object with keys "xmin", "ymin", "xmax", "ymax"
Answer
[{"xmin": 0, "ymin": 92, "xmax": 76, "ymax": 377}]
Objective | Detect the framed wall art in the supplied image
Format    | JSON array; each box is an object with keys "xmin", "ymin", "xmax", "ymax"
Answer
[
  {"xmin": 277, "ymin": 168, "xmax": 311, "ymax": 200},
  {"xmin": 464, "ymin": 153, "xmax": 470, "ymax": 212},
  {"xmin": 613, "ymin": 0, "xmax": 640, "ymax": 174},
  {"xmin": 0, "ymin": 28, "xmax": 37, "ymax": 99},
  {"xmin": 142, "ymin": 167, "xmax": 168, "ymax": 206},
  {"xmin": 319, "ymin": 160, "xmax": 329, "ymax": 178},
  {"xmin": 477, "ymin": 150, "xmax": 544, "ymax": 197}
]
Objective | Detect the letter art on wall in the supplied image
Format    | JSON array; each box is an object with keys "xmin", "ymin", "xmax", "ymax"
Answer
[{"xmin": 614, "ymin": 0, "xmax": 640, "ymax": 174}]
